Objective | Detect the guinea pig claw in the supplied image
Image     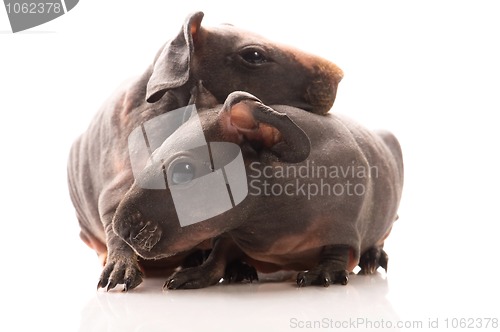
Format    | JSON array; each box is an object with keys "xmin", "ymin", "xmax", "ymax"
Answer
[
  {"xmin": 379, "ymin": 251, "xmax": 389, "ymax": 272},
  {"xmin": 163, "ymin": 278, "xmax": 175, "ymax": 290},
  {"xmin": 333, "ymin": 270, "xmax": 349, "ymax": 285},
  {"xmin": 366, "ymin": 263, "xmax": 377, "ymax": 275},
  {"xmin": 123, "ymin": 279, "xmax": 132, "ymax": 292},
  {"xmin": 97, "ymin": 279, "xmax": 106, "ymax": 290},
  {"xmin": 106, "ymin": 282, "xmax": 114, "ymax": 292},
  {"xmin": 296, "ymin": 273, "xmax": 307, "ymax": 287}
]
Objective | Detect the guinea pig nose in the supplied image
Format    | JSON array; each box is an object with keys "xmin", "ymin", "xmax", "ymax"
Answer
[
  {"xmin": 304, "ymin": 61, "xmax": 343, "ymax": 115},
  {"xmin": 305, "ymin": 78, "xmax": 337, "ymax": 115}
]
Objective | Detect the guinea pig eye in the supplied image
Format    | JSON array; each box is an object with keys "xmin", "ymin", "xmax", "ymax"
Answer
[
  {"xmin": 240, "ymin": 49, "xmax": 268, "ymax": 65},
  {"xmin": 171, "ymin": 162, "xmax": 195, "ymax": 185}
]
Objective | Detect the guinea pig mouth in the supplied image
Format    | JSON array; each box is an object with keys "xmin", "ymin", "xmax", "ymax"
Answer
[{"xmin": 121, "ymin": 209, "xmax": 163, "ymax": 253}]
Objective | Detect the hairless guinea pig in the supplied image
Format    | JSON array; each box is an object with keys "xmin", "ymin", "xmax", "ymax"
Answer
[
  {"xmin": 67, "ymin": 11, "xmax": 343, "ymax": 291},
  {"xmin": 112, "ymin": 84, "xmax": 404, "ymax": 289}
]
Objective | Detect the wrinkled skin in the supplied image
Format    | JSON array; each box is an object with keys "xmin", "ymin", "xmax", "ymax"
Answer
[
  {"xmin": 67, "ymin": 11, "xmax": 343, "ymax": 291},
  {"xmin": 112, "ymin": 87, "xmax": 404, "ymax": 290}
]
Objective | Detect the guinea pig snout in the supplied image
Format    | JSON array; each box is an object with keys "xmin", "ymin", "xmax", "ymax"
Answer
[
  {"xmin": 306, "ymin": 77, "xmax": 337, "ymax": 115},
  {"xmin": 305, "ymin": 63, "xmax": 343, "ymax": 115},
  {"xmin": 118, "ymin": 209, "xmax": 163, "ymax": 252}
]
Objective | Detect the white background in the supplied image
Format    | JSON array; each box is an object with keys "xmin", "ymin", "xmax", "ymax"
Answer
[{"xmin": 1, "ymin": 1, "xmax": 499, "ymax": 331}]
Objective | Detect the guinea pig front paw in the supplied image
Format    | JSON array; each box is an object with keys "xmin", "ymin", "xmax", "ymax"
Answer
[
  {"xmin": 163, "ymin": 265, "xmax": 223, "ymax": 290},
  {"xmin": 98, "ymin": 254, "xmax": 143, "ymax": 292},
  {"xmin": 296, "ymin": 267, "xmax": 349, "ymax": 287}
]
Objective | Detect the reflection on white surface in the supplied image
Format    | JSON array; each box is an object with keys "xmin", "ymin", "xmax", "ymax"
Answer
[{"xmin": 81, "ymin": 273, "xmax": 399, "ymax": 332}]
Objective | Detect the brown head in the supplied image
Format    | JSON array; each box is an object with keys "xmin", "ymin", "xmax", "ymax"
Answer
[{"xmin": 146, "ymin": 11, "xmax": 343, "ymax": 115}]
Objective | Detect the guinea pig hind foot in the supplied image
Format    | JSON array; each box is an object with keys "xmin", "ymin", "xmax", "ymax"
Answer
[
  {"xmin": 358, "ymin": 247, "xmax": 388, "ymax": 275},
  {"xmin": 223, "ymin": 260, "xmax": 258, "ymax": 284},
  {"xmin": 296, "ymin": 245, "xmax": 350, "ymax": 287}
]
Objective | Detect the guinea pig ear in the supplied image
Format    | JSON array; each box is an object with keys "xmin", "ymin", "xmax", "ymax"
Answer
[
  {"xmin": 220, "ymin": 92, "xmax": 311, "ymax": 163},
  {"xmin": 146, "ymin": 11, "xmax": 204, "ymax": 103}
]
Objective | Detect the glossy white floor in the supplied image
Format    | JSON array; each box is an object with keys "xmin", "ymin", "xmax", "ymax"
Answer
[{"xmin": 2, "ymin": 1, "xmax": 500, "ymax": 331}]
